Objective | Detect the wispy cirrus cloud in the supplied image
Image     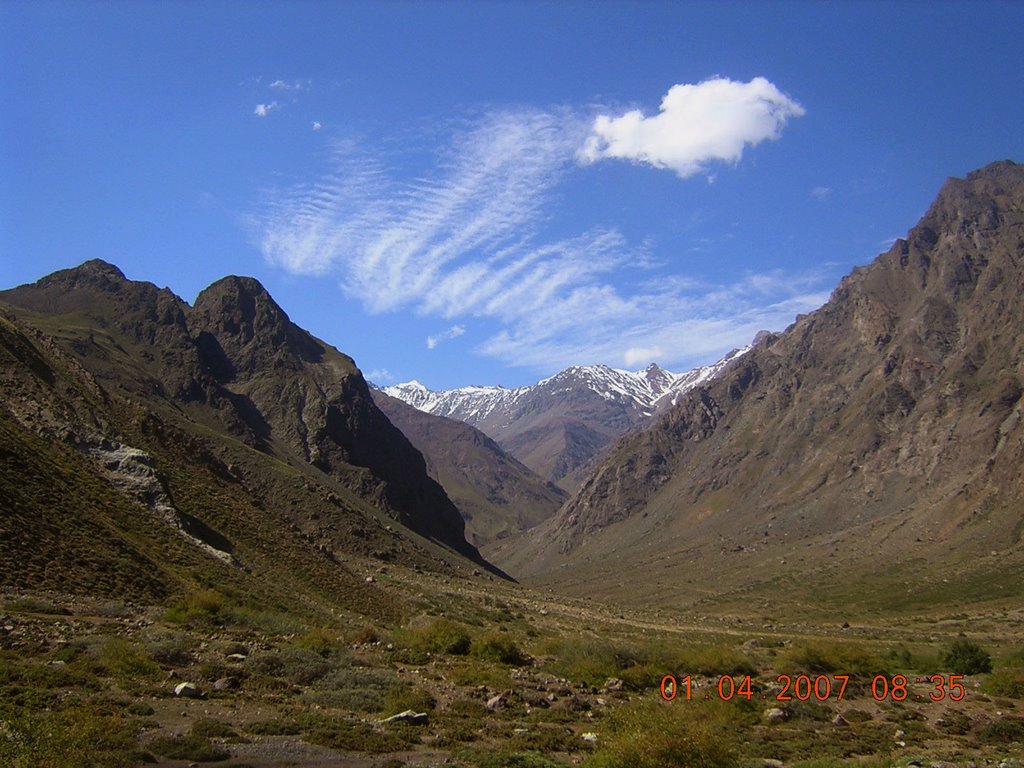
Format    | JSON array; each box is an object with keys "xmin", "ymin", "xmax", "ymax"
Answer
[
  {"xmin": 579, "ymin": 77, "xmax": 805, "ymax": 178},
  {"xmin": 426, "ymin": 324, "xmax": 466, "ymax": 350},
  {"xmin": 249, "ymin": 92, "xmax": 827, "ymax": 373}
]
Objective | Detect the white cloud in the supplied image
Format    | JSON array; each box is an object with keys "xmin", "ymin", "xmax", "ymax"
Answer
[
  {"xmin": 250, "ymin": 107, "xmax": 831, "ymax": 375},
  {"xmin": 426, "ymin": 324, "xmax": 466, "ymax": 350},
  {"xmin": 312, "ymin": 121, "xmax": 322, "ymax": 131},
  {"xmin": 623, "ymin": 346, "xmax": 665, "ymax": 366},
  {"xmin": 578, "ymin": 77, "xmax": 805, "ymax": 178},
  {"xmin": 269, "ymin": 79, "xmax": 309, "ymax": 91},
  {"xmin": 810, "ymin": 186, "xmax": 832, "ymax": 200},
  {"xmin": 366, "ymin": 367, "xmax": 395, "ymax": 384},
  {"xmin": 254, "ymin": 102, "xmax": 279, "ymax": 117}
]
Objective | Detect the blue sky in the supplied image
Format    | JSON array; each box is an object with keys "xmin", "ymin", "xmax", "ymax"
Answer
[{"xmin": 2, "ymin": 1, "xmax": 1022, "ymax": 389}]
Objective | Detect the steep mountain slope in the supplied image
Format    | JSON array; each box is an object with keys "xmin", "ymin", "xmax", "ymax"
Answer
[
  {"xmin": 383, "ymin": 354, "xmax": 744, "ymax": 489},
  {"xmin": 0, "ymin": 262, "xmax": 502, "ymax": 605},
  {"xmin": 371, "ymin": 391, "xmax": 568, "ymax": 549},
  {"xmin": 501, "ymin": 161, "xmax": 1024, "ymax": 614}
]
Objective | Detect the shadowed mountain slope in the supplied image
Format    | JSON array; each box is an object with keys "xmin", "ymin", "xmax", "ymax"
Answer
[
  {"xmin": 498, "ymin": 161, "xmax": 1024, "ymax": 616},
  {"xmin": 371, "ymin": 390, "xmax": 568, "ymax": 551}
]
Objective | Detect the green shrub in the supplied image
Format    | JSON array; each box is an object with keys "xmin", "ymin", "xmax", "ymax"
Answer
[
  {"xmin": 245, "ymin": 719, "xmax": 300, "ymax": 735},
  {"xmin": 583, "ymin": 700, "xmax": 739, "ymax": 768},
  {"xmin": 191, "ymin": 718, "xmax": 238, "ymax": 738},
  {"xmin": 147, "ymin": 732, "xmax": 229, "ymax": 761},
  {"xmin": 943, "ymin": 638, "xmax": 992, "ymax": 675},
  {"xmin": 246, "ymin": 646, "xmax": 334, "ymax": 685},
  {"xmin": 473, "ymin": 633, "xmax": 530, "ymax": 666},
  {"xmin": 297, "ymin": 714, "xmax": 413, "ymax": 753},
  {"xmin": 384, "ymin": 684, "xmax": 436, "ymax": 714},
  {"xmin": 99, "ymin": 637, "xmax": 160, "ymax": 680},
  {"xmin": 983, "ymin": 668, "xmax": 1024, "ymax": 698},
  {"xmin": 397, "ymin": 617, "xmax": 472, "ymax": 656},
  {"xmin": 456, "ymin": 749, "xmax": 569, "ymax": 768},
  {"xmin": 164, "ymin": 589, "xmax": 228, "ymax": 626},
  {"xmin": 292, "ymin": 627, "xmax": 343, "ymax": 657},
  {"xmin": 308, "ymin": 667, "xmax": 399, "ymax": 712},
  {"xmin": 145, "ymin": 633, "xmax": 196, "ymax": 666},
  {"xmin": 979, "ymin": 716, "xmax": 1024, "ymax": 743},
  {"xmin": 0, "ymin": 707, "xmax": 138, "ymax": 768},
  {"xmin": 778, "ymin": 641, "xmax": 888, "ymax": 680},
  {"xmin": 539, "ymin": 636, "xmax": 752, "ymax": 690}
]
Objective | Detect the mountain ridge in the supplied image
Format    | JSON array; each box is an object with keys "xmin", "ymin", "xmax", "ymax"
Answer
[
  {"xmin": 0, "ymin": 261, "xmax": 504, "ymax": 590},
  {"xmin": 495, "ymin": 160, "xmax": 1024, "ymax": 610},
  {"xmin": 381, "ymin": 351, "xmax": 747, "ymax": 488}
]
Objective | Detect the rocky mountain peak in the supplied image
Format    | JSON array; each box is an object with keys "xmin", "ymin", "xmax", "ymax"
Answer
[{"xmin": 191, "ymin": 275, "xmax": 325, "ymax": 376}]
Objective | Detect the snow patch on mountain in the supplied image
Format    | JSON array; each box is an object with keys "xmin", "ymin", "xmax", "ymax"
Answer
[{"xmin": 381, "ymin": 349, "xmax": 748, "ymax": 429}]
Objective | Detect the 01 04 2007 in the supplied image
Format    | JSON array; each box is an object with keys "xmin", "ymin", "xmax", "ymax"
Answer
[{"xmin": 660, "ymin": 674, "xmax": 967, "ymax": 702}]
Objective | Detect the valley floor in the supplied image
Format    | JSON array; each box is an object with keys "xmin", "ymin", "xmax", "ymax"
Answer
[{"xmin": 3, "ymin": 569, "xmax": 1024, "ymax": 768}]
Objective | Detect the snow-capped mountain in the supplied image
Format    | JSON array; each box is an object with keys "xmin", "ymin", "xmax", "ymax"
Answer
[{"xmin": 381, "ymin": 348, "xmax": 747, "ymax": 488}]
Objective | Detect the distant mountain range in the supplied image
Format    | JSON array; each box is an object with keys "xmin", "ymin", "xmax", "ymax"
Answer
[{"xmin": 381, "ymin": 353, "xmax": 747, "ymax": 489}]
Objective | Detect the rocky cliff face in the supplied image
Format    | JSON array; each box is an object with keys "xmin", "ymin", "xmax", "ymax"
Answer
[
  {"xmin": 0, "ymin": 263, "xmax": 490, "ymax": 572},
  {"xmin": 511, "ymin": 161, "xmax": 1024, "ymax": 587}
]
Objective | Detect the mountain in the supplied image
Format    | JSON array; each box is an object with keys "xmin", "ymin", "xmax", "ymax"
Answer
[
  {"xmin": 370, "ymin": 391, "xmax": 568, "ymax": 550},
  {"xmin": 382, "ymin": 353, "xmax": 745, "ymax": 489},
  {"xmin": 498, "ymin": 160, "xmax": 1024, "ymax": 613},
  {"xmin": 0, "ymin": 261, "xmax": 504, "ymax": 609}
]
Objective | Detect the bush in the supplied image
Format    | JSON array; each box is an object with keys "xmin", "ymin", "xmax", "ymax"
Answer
[
  {"xmin": 397, "ymin": 617, "xmax": 472, "ymax": 656},
  {"xmin": 292, "ymin": 627, "xmax": 343, "ymax": 657},
  {"xmin": 99, "ymin": 637, "xmax": 160, "ymax": 680},
  {"xmin": 456, "ymin": 750, "xmax": 569, "ymax": 768},
  {"xmin": 778, "ymin": 641, "xmax": 889, "ymax": 682},
  {"xmin": 0, "ymin": 707, "xmax": 138, "ymax": 768},
  {"xmin": 583, "ymin": 700, "xmax": 739, "ymax": 768},
  {"xmin": 472, "ymin": 633, "xmax": 530, "ymax": 666},
  {"xmin": 308, "ymin": 667, "xmax": 399, "ymax": 712},
  {"xmin": 384, "ymin": 684, "xmax": 436, "ymax": 714},
  {"xmin": 191, "ymin": 718, "xmax": 238, "ymax": 738},
  {"xmin": 246, "ymin": 646, "xmax": 335, "ymax": 685},
  {"xmin": 983, "ymin": 668, "xmax": 1024, "ymax": 698},
  {"xmin": 979, "ymin": 717, "xmax": 1024, "ymax": 744},
  {"xmin": 943, "ymin": 638, "xmax": 992, "ymax": 675},
  {"xmin": 147, "ymin": 732, "xmax": 229, "ymax": 761}
]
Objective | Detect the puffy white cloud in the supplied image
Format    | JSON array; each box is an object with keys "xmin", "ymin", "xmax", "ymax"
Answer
[
  {"xmin": 426, "ymin": 325, "xmax": 466, "ymax": 350},
  {"xmin": 312, "ymin": 121, "xmax": 322, "ymax": 131},
  {"xmin": 254, "ymin": 102, "xmax": 279, "ymax": 117},
  {"xmin": 578, "ymin": 77, "xmax": 805, "ymax": 178}
]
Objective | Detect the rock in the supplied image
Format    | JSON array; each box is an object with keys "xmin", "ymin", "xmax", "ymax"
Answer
[
  {"xmin": 761, "ymin": 760, "xmax": 785, "ymax": 768},
  {"xmin": 381, "ymin": 710, "xmax": 428, "ymax": 725},
  {"xmin": 604, "ymin": 677, "xmax": 624, "ymax": 692},
  {"xmin": 832, "ymin": 714, "xmax": 848, "ymax": 726},
  {"xmin": 213, "ymin": 677, "xmax": 238, "ymax": 691},
  {"xmin": 487, "ymin": 691, "xmax": 512, "ymax": 710},
  {"xmin": 173, "ymin": 682, "xmax": 202, "ymax": 699},
  {"xmin": 582, "ymin": 732, "xmax": 598, "ymax": 743},
  {"xmin": 226, "ymin": 653, "xmax": 247, "ymax": 662},
  {"xmin": 894, "ymin": 728, "xmax": 905, "ymax": 740},
  {"xmin": 764, "ymin": 707, "xmax": 786, "ymax": 723}
]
